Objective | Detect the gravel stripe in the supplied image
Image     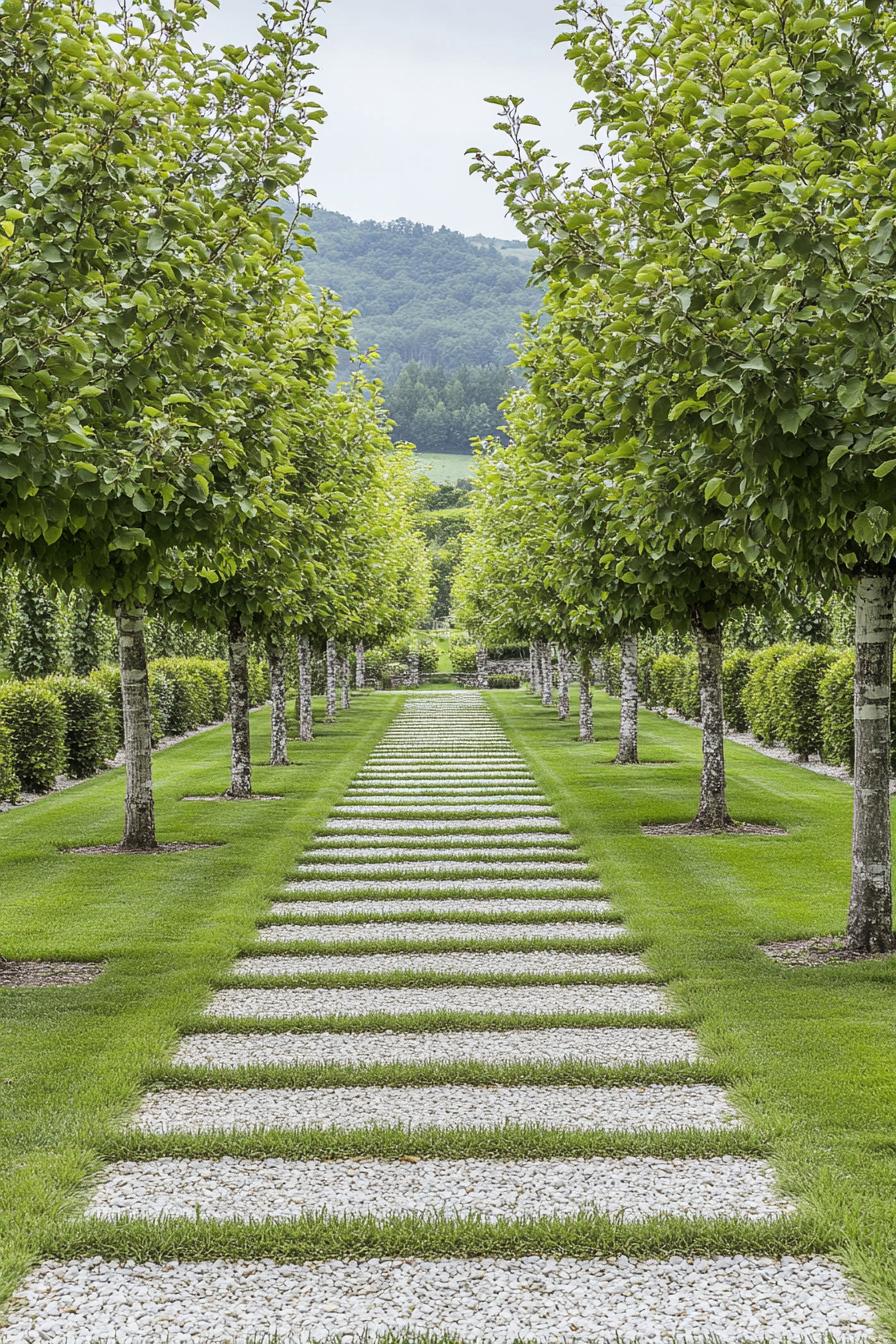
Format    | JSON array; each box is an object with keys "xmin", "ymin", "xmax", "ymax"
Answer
[
  {"xmin": 309, "ymin": 836, "xmax": 578, "ymax": 851},
  {"xmin": 203, "ymin": 984, "xmax": 672, "ymax": 1020},
  {"xmin": 291, "ymin": 863, "xmax": 592, "ymax": 879},
  {"xmin": 174, "ymin": 1030, "xmax": 709, "ymax": 1071},
  {"xmin": 87, "ymin": 1155, "xmax": 792, "ymax": 1224},
  {"xmin": 300, "ymin": 848, "xmax": 584, "ymax": 862},
  {"xmin": 322, "ymin": 820, "xmax": 565, "ymax": 833},
  {"xmin": 332, "ymin": 806, "xmax": 554, "ymax": 817},
  {"xmin": 266, "ymin": 900, "xmax": 611, "ymax": 918},
  {"xmin": 284, "ymin": 880, "xmax": 604, "ymax": 896},
  {"xmin": 134, "ymin": 1083, "xmax": 730, "ymax": 1134},
  {"xmin": 264, "ymin": 917, "xmax": 614, "ymax": 940},
  {"xmin": 2, "ymin": 1256, "xmax": 870, "ymax": 1342},
  {"xmin": 234, "ymin": 951, "xmax": 647, "ymax": 976}
]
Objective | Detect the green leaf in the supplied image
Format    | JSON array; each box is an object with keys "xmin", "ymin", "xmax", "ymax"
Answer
[{"xmin": 837, "ymin": 378, "xmax": 866, "ymax": 412}]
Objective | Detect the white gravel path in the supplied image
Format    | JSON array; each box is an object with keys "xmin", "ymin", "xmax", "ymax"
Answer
[
  {"xmin": 292, "ymin": 862, "xmax": 592, "ymax": 879},
  {"xmin": 87, "ymin": 1156, "xmax": 791, "ymax": 1224},
  {"xmin": 203, "ymin": 984, "xmax": 671, "ymax": 1020},
  {"xmin": 2, "ymin": 1255, "xmax": 871, "ymax": 1342},
  {"xmin": 308, "ymin": 835, "xmax": 578, "ymax": 851},
  {"xmin": 322, "ymin": 819, "xmax": 565, "ymax": 833},
  {"xmin": 265, "ymin": 899, "xmax": 612, "ymax": 919},
  {"xmin": 300, "ymin": 846, "xmax": 584, "ymax": 862},
  {"xmin": 134, "ymin": 1083, "xmax": 728, "ymax": 1134},
  {"xmin": 333, "ymin": 805, "xmax": 555, "ymax": 817},
  {"xmin": 9, "ymin": 694, "xmax": 873, "ymax": 1344},
  {"xmin": 233, "ymin": 950, "xmax": 647, "ymax": 976},
  {"xmin": 262, "ymin": 917, "xmax": 616, "ymax": 940},
  {"xmin": 175, "ymin": 1026, "xmax": 701, "ymax": 1070},
  {"xmin": 284, "ymin": 879, "xmax": 605, "ymax": 896}
]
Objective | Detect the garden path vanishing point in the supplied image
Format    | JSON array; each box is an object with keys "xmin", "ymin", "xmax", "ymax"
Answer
[{"xmin": 0, "ymin": 693, "xmax": 877, "ymax": 1342}]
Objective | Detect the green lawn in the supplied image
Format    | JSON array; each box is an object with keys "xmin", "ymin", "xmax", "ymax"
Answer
[
  {"xmin": 3, "ymin": 684, "xmax": 896, "ymax": 1336},
  {"xmin": 0, "ymin": 692, "xmax": 402, "ymax": 1308},
  {"xmin": 487, "ymin": 688, "xmax": 896, "ymax": 1335},
  {"xmin": 414, "ymin": 451, "xmax": 475, "ymax": 485}
]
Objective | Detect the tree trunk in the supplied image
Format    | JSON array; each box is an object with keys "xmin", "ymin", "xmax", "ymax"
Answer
[
  {"xmin": 340, "ymin": 651, "xmax": 351, "ymax": 710},
  {"xmin": 475, "ymin": 645, "xmax": 489, "ymax": 690},
  {"xmin": 558, "ymin": 647, "xmax": 571, "ymax": 721},
  {"xmin": 615, "ymin": 634, "xmax": 640, "ymax": 765},
  {"xmin": 540, "ymin": 642, "xmax": 553, "ymax": 707},
  {"xmin": 408, "ymin": 651, "xmax": 421, "ymax": 688},
  {"xmin": 693, "ymin": 616, "xmax": 730, "ymax": 829},
  {"xmin": 529, "ymin": 644, "xmax": 539, "ymax": 696},
  {"xmin": 325, "ymin": 637, "xmax": 337, "ymax": 723},
  {"xmin": 298, "ymin": 634, "xmax": 313, "ymax": 743},
  {"xmin": 116, "ymin": 606, "xmax": 156, "ymax": 850},
  {"xmin": 227, "ymin": 614, "xmax": 252, "ymax": 799},
  {"xmin": 268, "ymin": 644, "xmax": 289, "ymax": 766},
  {"xmin": 847, "ymin": 572, "xmax": 896, "ymax": 953},
  {"xmin": 579, "ymin": 649, "xmax": 594, "ymax": 744},
  {"xmin": 355, "ymin": 641, "xmax": 366, "ymax": 691}
]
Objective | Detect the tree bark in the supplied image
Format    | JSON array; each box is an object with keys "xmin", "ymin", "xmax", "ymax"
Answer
[
  {"xmin": 325, "ymin": 637, "xmax": 337, "ymax": 722},
  {"xmin": 615, "ymin": 634, "xmax": 640, "ymax": 765},
  {"xmin": 268, "ymin": 644, "xmax": 289, "ymax": 766},
  {"xmin": 475, "ymin": 645, "xmax": 489, "ymax": 690},
  {"xmin": 847, "ymin": 572, "xmax": 896, "ymax": 953},
  {"xmin": 579, "ymin": 649, "xmax": 594, "ymax": 744},
  {"xmin": 540, "ymin": 642, "xmax": 553, "ymax": 707},
  {"xmin": 227, "ymin": 614, "xmax": 252, "ymax": 799},
  {"xmin": 409, "ymin": 650, "xmax": 421, "ymax": 688},
  {"xmin": 340, "ymin": 650, "xmax": 351, "ymax": 710},
  {"xmin": 298, "ymin": 634, "xmax": 313, "ymax": 742},
  {"xmin": 116, "ymin": 606, "xmax": 157, "ymax": 849},
  {"xmin": 529, "ymin": 644, "xmax": 539, "ymax": 696},
  {"xmin": 355, "ymin": 641, "xmax": 366, "ymax": 691},
  {"xmin": 558, "ymin": 647, "xmax": 571, "ymax": 721},
  {"xmin": 693, "ymin": 616, "xmax": 730, "ymax": 829}
]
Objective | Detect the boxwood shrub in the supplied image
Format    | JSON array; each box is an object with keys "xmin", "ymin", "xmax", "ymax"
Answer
[
  {"xmin": 650, "ymin": 653, "xmax": 684, "ymax": 711},
  {"xmin": 722, "ymin": 651, "xmax": 755, "ymax": 733},
  {"xmin": 742, "ymin": 644, "xmax": 791, "ymax": 745},
  {"xmin": 819, "ymin": 651, "xmax": 856, "ymax": 769},
  {"xmin": 488, "ymin": 674, "xmax": 521, "ymax": 689},
  {"xmin": 773, "ymin": 644, "xmax": 839, "ymax": 759},
  {"xmin": 0, "ymin": 682, "xmax": 66, "ymax": 792},
  {"xmin": 39, "ymin": 676, "xmax": 117, "ymax": 777},
  {"xmin": 0, "ymin": 722, "xmax": 20, "ymax": 803}
]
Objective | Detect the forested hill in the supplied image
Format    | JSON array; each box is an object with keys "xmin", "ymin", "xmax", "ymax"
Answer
[{"xmin": 300, "ymin": 209, "xmax": 536, "ymax": 453}]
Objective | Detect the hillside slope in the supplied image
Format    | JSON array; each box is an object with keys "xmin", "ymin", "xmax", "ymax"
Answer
[{"xmin": 302, "ymin": 210, "xmax": 535, "ymax": 380}]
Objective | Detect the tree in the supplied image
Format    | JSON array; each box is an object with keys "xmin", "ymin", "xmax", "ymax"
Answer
[{"xmin": 0, "ymin": 0, "xmax": 329, "ymax": 847}]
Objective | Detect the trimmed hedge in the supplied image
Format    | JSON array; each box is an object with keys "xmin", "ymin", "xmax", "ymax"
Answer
[
  {"xmin": 0, "ymin": 682, "xmax": 66, "ymax": 792},
  {"xmin": 819, "ymin": 651, "xmax": 856, "ymax": 770},
  {"xmin": 773, "ymin": 644, "xmax": 839, "ymax": 759},
  {"xmin": 39, "ymin": 675, "xmax": 117, "ymax": 777},
  {"xmin": 0, "ymin": 722, "xmax": 19, "ymax": 802},
  {"xmin": 488, "ymin": 674, "xmax": 521, "ymax": 689},
  {"xmin": 741, "ymin": 645, "xmax": 791, "ymax": 745},
  {"xmin": 721, "ymin": 651, "xmax": 754, "ymax": 734},
  {"xmin": 450, "ymin": 644, "xmax": 478, "ymax": 676},
  {"xmin": 0, "ymin": 654, "xmax": 261, "ymax": 798}
]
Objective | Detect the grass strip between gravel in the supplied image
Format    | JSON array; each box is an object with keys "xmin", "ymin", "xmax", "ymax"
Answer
[
  {"xmin": 0, "ymin": 691, "xmax": 403, "ymax": 1310},
  {"xmin": 57, "ymin": 1211, "xmax": 818, "ymax": 1266},
  {"xmin": 488, "ymin": 687, "xmax": 896, "ymax": 1335},
  {"xmin": 192, "ymin": 1010, "xmax": 689, "ymax": 1035}
]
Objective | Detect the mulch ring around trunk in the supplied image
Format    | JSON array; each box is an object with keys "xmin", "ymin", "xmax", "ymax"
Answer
[
  {"xmin": 0, "ymin": 960, "xmax": 105, "ymax": 988},
  {"xmin": 181, "ymin": 795, "xmax": 284, "ymax": 803},
  {"xmin": 761, "ymin": 936, "xmax": 896, "ymax": 968},
  {"xmin": 59, "ymin": 842, "xmax": 223, "ymax": 855},
  {"xmin": 641, "ymin": 821, "xmax": 787, "ymax": 837}
]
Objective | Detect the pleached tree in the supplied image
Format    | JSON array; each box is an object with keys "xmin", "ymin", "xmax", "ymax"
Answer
[{"xmin": 0, "ymin": 0, "xmax": 330, "ymax": 848}]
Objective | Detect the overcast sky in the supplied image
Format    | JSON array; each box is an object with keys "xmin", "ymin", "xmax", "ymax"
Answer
[{"xmin": 199, "ymin": 0, "xmax": 626, "ymax": 237}]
